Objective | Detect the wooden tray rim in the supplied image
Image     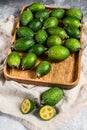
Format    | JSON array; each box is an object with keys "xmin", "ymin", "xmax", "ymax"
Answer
[{"xmin": 3, "ymin": 4, "xmax": 83, "ymax": 89}]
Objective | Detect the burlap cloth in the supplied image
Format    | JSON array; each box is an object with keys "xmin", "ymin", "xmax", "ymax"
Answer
[{"xmin": 0, "ymin": 16, "xmax": 87, "ymax": 130}]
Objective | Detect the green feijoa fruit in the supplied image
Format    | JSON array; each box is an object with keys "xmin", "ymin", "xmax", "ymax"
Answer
[
  {"xmin": 48, "ymin": 45, "xmax": 70, "ymax": 62},
  {"xmin": 50, "ymin": 8, "xmax": 64, "ymax": 19},
  {"xmin": 20, "ymin": 10, "xmax": 33, "ymax": 25},
  {"xmin": 36, "ymin": 61, "xmax": 51, "ymax": 77},
  {"xmin": 21, "ymin": 52, "xmax": 37, "ymax": 69},
  {"xmin": 16, "ymin": 26, "xmax": 34, "ymax": 38},
  {"xmin": 20, "ymin": 98, "xmax": 35, "ymax": 114},
  {"xmin": 13, "ymin": 37, "xmax": 35, "ymax": 52},
  {"xmin": 47, "ymin": 27, "xmax": 67, "ymax": 39},
  {"xmin": 41, "ymin": 87, "xmax": 63, "ymax": 106},
  {"xmin": 66, "ymin": 8, "xmax": 83, "ymax": 20},
  {"xmin": 43, "ymin": 17, "xmax": 58, "ymax": 29},
  {"xmin": 35, "ymin": 10, "xmax": 49, "ymax": 20},
  {"xmin": 65, "ymin": 25, "xmax": 80, "ymax": 38},
  {"xmin": 47, "ymin": 35, "xmax": 62, "ymax": 47},
  {"xmin": 28, "ymin": 19, "xmax": 42, "ymax": 32},
  {"xmin": 28, "ymin": 44, "xmax": 45, "ymax": 56},
  {"xmin": 35, "ymin": 29, "xmax": 48, "ymax": 44},
  {"xmin": 7, "ymin": 52, "xmax": 21, "ymax": 68},
  {"xmin": 63, "ymin": 17, "xmax": 81, "ymax": 28},
  {"xmin": 29, "ymin": 2, "xmax": 45, "ymax": 13},
  {"xmin": 64, "ymin": 38, "xmax": 80, "ymax": 52}
]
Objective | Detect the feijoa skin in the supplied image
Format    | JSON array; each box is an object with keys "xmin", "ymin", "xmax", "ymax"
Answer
[
  {"xmin": 21, "ymin": 53, "xmax": 37, "ymax": 69},
  {"xmin": 16, "ymin": 27, "xmax": 34, "ymax": 38},
  {"xmin": 50, "ymin": 8, "xmax": 64, "ymax": 19},
  {"xmin": 41, "ymin": 87, "xmax": 63, "ymax": 106},
  {"xmin": 63, "ymin": 17, "xmax": 81, "ymax": 28},
  {"xmin": 47, "ymin": 27, "xmax": 67, "ymax": 39},
  {"xmin": 48, "ymin": 45, "xmax": 70, "ymax": 62},
  {"xmin": 43, "ymin": 17, "xmax": 58, "ymax": 29},
  {"xmin": 20, "ymin": 10, "xmax": 33, "ymax": 26},
  {"xmin": 47, "ymin": 35, "xmax": 62, "ymax": 47},
  {"xmin": 66, "ymin": 8, "xmax": 83, "ymax": 20},
  {"xmin": 28, "ymin": 44, "xmax": 45, "ymax": 56},
  {"xmin": 29, "ymin": 2, "xmax": 45, "ymax": 13},
  {"xmin": 65, "ymin": 26, "xmax": 80, "ymax": 38},
  {"xmin": 35, "ymin": 29, "xmax": 48, "ymax": 44},
  {"xmin": 35, "ymin": 10, "xmax": 49, "ymax": 20},
  {"xmin": 36, "ymin": 61, "xmax": 51, "ymax": 77},
  {"xmin": 28, "ymin": 19, "xmax": 42, "ymax": 32},
  {"xmin": 13, "ymin": 37, "xmax": 35, "ymax": 52},
  {"xmin": 7, "ymin": 52, "xmax": 21, "ymax": 68},
  {"xmin": 64, "ymin": 38, "xmax": 81, "ymax": 52}
]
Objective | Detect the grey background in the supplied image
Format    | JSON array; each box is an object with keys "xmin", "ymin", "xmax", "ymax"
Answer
[
  {"xmin": 0, "ymin": 0, "xmax": 87, "ymax": 20},
  {"xmin": 0, "ymin": 0, "xmax": 87, "ymax": 130}
]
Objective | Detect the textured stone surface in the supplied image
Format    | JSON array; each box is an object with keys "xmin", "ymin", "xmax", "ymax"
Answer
[
  {"xmin": 0, "ymin": 0, "xmax": 87, "ymax": 20},
  {"xmin": 0, "ymin": 0, "xmax": 87, "ymax": 130}
]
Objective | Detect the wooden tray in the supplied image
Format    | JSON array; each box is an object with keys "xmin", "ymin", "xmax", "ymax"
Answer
[{"xmin": 3, "ymin": 5, "xmax": 83, "ymax": 89}]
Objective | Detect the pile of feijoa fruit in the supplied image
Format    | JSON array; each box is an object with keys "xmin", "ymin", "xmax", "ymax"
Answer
[
  {"xmin": 20, "ymin": 87, "xmax": 64, "ymax": 120},
  {"xmin": 7, "ymin": 2, "xmax": 83, "ymax": 77}
]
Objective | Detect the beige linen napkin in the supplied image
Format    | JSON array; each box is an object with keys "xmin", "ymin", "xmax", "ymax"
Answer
[{"xmin": 0, "ymin": 16, "xmax": 87, "ymax": 130}]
